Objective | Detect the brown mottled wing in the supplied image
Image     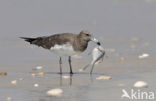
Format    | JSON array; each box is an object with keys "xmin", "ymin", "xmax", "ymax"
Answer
[{"xmin": 33, "ymin": 33, "xmax": 76, "ymax": 49}]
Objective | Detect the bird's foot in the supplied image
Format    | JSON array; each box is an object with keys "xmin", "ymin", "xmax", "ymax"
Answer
[{"xmin": 70, "ymin": 72, "xmax": 73, "ymax": 74}]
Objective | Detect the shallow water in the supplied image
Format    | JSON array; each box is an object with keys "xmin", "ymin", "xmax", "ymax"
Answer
[{"xmin": 0, "ymin": 0, "xmax": 156, "ymax": 101}]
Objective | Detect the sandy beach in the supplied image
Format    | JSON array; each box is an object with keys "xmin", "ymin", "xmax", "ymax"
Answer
[{"xmin": 0, "ymin": 0, "xmax": 156, "ymax": 101}]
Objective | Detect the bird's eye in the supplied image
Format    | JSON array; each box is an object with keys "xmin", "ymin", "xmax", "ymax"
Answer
[{"xmin": 86, "ymin": 34, "xmax": 89, "ymax": 36}]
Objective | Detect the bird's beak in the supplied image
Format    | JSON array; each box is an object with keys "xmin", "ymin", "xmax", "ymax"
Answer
[{"xmin": 91, "ymin": 37, "xmax": 101, "ymax": 45}]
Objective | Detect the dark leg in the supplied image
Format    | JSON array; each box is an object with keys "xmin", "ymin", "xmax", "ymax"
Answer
[
  {"xmin": 90, "ymin": 63, "xmax": 95, "ymax": 74},
  {"xmin": 68, "ymin": 56, "xmax": 73, "ymax": 74},
  {"xmin": 82, "ymin": 64, "xmax": 90, "ymax": 70},
  {"xmin": 59, "ymin": 57, "xmax": 62, "ymax": 74}
]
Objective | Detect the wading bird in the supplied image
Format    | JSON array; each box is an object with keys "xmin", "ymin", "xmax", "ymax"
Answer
[{"xmin": 20, "ymin": 30, "xmax": 100, "ymax": 74}]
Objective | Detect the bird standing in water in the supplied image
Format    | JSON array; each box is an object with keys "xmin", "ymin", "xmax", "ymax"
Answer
[{"xmin": 20, "ymin": 30, "xmax": 100, "ymax": 74}]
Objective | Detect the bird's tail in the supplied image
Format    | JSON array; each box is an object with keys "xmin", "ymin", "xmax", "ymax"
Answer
[
  {"xmin": 20, "ymin": 37, "xmax": 37, "ymax": 44},
  {"xmin": 20, "ymin": 37, "xmax": 47, "ymax": 48}
]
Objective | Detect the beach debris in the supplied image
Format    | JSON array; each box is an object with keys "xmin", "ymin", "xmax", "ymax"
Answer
[
  {"xmin": 38, "ymin": 72, "xmax": 44, "ymax": 77},
  {"xmin": 134, "ymin": 81, "xmax": 148, "ymax": 88},
  {"xmin": 62, "ymin": 75, "xmax": 70, "ymax": 79},
  {"xmin": 120, "ymin": 57, "xmax": 125, "ymax": 62},
  {"xmin": 36, "ymin": 66, "xmax": 43, "ymax": 70},
  {"xmin": 95, "ymin": 61, "xmax": 101, "ymax": 65},
  {"xmin": 32, "ymin": 66, "xmax": 43, "ymax": 70},
  {"xmin": 11, "ymin": 80, "xmax": 17, "ymax": 85},
  {"xmin": 96, "ymin": 75, "xmax": 112, "ymax": 80},
  {"xmin": 82, "ymin": 46, "xmax": 105, "ymax": 74},
  {"xmin": 7, "ymin": 97, "xmax": 12, "ymax": 101},
  {"xmin": 0, "ymin": 72, "xmax": 7, "ymax": 76},
  {"xmin": 118, "ymin": 83, "xmax": 125, "ymax": 87},
  {"xmin": 78, "ymin": 69, "xmax": 84, "ymax": 72},
  {"xmin": 19, "ymin": 78, "xmax": 24, "ymax": 80},
  {"xmin": 31, "ymin": 73, "xmax": 36, "ymax": 78},
  {"xmin": 47, "ymin": 88, "xmax": 63, "ymax": 96},
  {"xmin": 34, "ymin": 83, "xmax": 39, "ymax": 87},
  {"xmin": 138, "ymin": 53, "xmax": 149, "ymax": 59}
]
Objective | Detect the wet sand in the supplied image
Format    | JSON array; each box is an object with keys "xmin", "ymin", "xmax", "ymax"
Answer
[{"xmin": 0, "ymin": 0, "xmax": 156, "ymax": 101}]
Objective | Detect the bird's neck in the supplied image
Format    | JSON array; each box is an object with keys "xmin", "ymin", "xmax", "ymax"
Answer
[{"xmin": 73, "ymin": 36, "xmax": 88, "ymax": 52}]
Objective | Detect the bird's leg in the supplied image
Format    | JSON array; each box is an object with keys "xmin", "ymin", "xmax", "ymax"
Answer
[
  {"xmin": 82, "ymin": 64, "xmax": 90, "ymax": 70},
  {"xmin": 59, "ymin": 57, "xmax": 62, "ymax": 74},
  {"xmin": 90, "ymin": 63, "xmax": 95, "ymax": 74},
  {"xmin": 68, "ymin": 56, "xmax": 73, "ymax": 74}
]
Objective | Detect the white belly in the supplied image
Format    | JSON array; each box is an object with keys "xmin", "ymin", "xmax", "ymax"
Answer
[{"xmin": 50, "ymin": 44, "xmax": 79, "ymax": 56}]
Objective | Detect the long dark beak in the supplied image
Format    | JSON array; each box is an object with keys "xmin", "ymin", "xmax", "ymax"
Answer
[{"xmin": 91, "ymin": 37, "xmax": 101, "ymax": 45}]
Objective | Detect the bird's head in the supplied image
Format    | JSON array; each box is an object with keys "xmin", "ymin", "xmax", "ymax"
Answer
[{"xmin": 78, "ymin": 30, "xmax": 101, "ymax": 45}]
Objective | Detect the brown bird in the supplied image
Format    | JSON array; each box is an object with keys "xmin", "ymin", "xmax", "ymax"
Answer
[{"xmin": 20, "ymin": 30, "xmax": 100, "ymax": 74}]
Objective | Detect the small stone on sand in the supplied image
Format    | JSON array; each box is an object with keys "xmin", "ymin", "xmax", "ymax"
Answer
[
  {"xmin": 95, "ymin": 61, "xmax": 100, "ymax": 65},
  {"xmin": 7, "ymin": 97, "xmax": 12, "ymax": 101},
  {"xmin": 31, "ymin": 73, "xmax": 36, "ymax": 77},
  {"xmin": 19, "ymin": 78, "xmax": 24, "ymax": 80},
  {"xmin": 47, "ymin": 88, "xmax": 63, "ymax": 96},
  {"xmin": 36, "ymin": 66, "xmax": 43, "ymax": 70},
  {"xmin": 0, "ymin": 72, "xmax": 7, "ymax": 76},
  {"xmin": 134, "ymin": 81, "xmax": 148, "ymax": 88},
  {"xmin": 120, "ymin": 57, "xmax": 125, "ymax": 62},
  {"xmin": 32, "ymin": 66, "xmax": 43, "ymax": 71},
  {"xmin": 79, "ymin": 69, "xmax": 84, "ymax": 72},
  {"xmin": 11, "ymin": 80, "xmax": 17, "ymax": 85},
  {"xmin": 34, "ymin": 84, "xmax": 39, "ymax": 87},
  {"xmin": 138, "ymin": 53, "xmax": 149, "ymax": 59},
  {"xmin": 62, "ymin": 75, "xmax": 70, "ymax": 79},
  {"xmin": 38, "ymin": 72, "xmax": 44, "ymax": 76},
  {"xmin": 118, "ymin": 83, "xmax": 125, "ymax": 87},
  {"xmin": 96, "ymin": 76, "xmax": 112, "ymax": 80}
]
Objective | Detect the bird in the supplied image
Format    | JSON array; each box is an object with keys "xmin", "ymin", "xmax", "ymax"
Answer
[{"xmin": 20, "ymin": 30, "xmax": 101, "ymax": 74}]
